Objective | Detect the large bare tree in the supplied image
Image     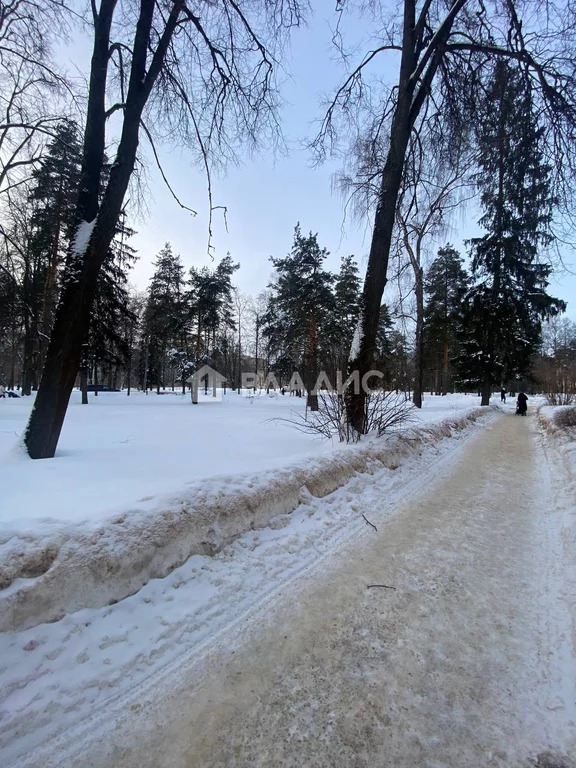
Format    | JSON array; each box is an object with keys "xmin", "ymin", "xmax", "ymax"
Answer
[
  {"xmin": 0, "ymin": 0, "xmax": 71, "ymax": 197},
  {"xmin": 316, "ymin": 0, "xmax": 576, "ymax": 432},
  {"xmin": 24, "ymin": 0, "xmax": 303, "ymax": 459}
]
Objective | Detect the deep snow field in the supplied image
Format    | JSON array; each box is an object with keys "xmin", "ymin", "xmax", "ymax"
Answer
[{"xmin": 0, "ymin": 388, "xmax": 484, "ymax": 533}]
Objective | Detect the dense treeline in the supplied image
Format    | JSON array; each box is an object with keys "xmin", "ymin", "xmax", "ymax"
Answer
[
  {"xmin": 0, "ymin": 124, "xmax": 572, "ymax": 400},
  {"xmin": 0, "ymin": 121, "xmax": 137, "ymax": 394},
  {"xmin": 0, "ymin": 115, "xmax": 570, "ymax": 400},
  {"xmin": 3, "ymin": 183, "xmax": 574, "ymax": 403}
]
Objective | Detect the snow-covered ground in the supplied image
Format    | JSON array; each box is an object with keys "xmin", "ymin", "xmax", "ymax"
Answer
[
  {"xmin": 539, "ymin": 404, "xmax": 576, "ymax": 475},
  {"xmin": 5, "ymin": 392, "xmax": 572, "ymax": 767},
  {"xmin": 0, "ymin": 389, "xmax": 332, "ymax": 530},
  {"xmin": 0, "ymin": 396, "xmax": 494, "ymax": 767},
  {"xmin": 0, "ymin": 389, "xmax": 485, "ymax": 531},
  {"xmin": 0, "ymin": 392, "xmax": 488, "ymax": 627},
  {"xmin": 1, "ymin": 392, "xmax": 489, "ymax": 629}
]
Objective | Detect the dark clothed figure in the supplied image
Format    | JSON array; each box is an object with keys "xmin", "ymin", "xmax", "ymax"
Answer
[{"xmin": 516, "ymin": 392, "xmax": 528, "ymax": 415}]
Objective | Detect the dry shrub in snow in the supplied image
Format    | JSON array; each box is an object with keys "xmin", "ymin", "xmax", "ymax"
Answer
[
  {"xmin": 282, "ymin": 390, "xmax": 415, "ymax": 442},
  {"xmin": 553, "ymin": 406, "xmax": 576, "ymax": 432},
  {"xmin": 539, "ymin": 405, "xmax": 576, "ymax": 438},
  {"xmin": 545, "ymin": 392, "xmax": 575, "ymax": 406}
]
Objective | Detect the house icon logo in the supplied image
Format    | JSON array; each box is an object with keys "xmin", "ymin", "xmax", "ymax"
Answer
[{"xmin": 186, "ymin": 365, "xmax": 227, "ymax": 402}]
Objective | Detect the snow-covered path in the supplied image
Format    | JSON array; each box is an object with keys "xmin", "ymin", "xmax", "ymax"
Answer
[
  {"xmin": 5, "ymin": 412, "xmax": 576, "ymax": 767},
  {"xmin": 105, "ymin": 413, "xmax": 575, "ymax": 767}
]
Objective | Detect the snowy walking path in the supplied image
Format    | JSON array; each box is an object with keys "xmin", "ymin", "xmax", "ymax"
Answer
[{"xmin": 3, "ymin": 411, "xmax": 575, "ymax": 767}]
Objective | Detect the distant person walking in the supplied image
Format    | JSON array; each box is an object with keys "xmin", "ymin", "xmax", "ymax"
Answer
[
  {"xmin": 516, "ymin": 391, "xmax": 528, "ymax": 416},
  {"xmin": 500, "ymin": 388, "xmax": 506, "ymax": 403}
]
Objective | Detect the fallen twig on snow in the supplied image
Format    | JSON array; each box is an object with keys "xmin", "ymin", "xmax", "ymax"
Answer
[
  {"xmin": 362, "ymin": 513, "xmax": 377, "ymax": 532},
  {"xmin": 367, "ymin": 584, "xmax": 396, "ymax": 590}
]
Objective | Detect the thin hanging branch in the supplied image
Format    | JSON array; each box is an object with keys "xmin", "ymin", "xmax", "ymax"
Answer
[{"xmin": 140, "ymin": 119, "xmax": 198, "ymax": 216}]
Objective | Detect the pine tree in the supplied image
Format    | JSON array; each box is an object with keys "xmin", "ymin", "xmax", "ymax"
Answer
[
  {"xmin": 268, "ymin": 225, "xmax": 335, "ymax": 410},
  {"xmin": 457, "ymin": 61, "xmax": 565, "ymax": 404},
  {"xmin": 261, "ymin": 295, "xmax": 294, "ymax": 387},
  {"xmin": 188, "ymin": 254, "xmax": 239, "ymax": 390},
  {"xmin": 423, "ymin": 245, "xmax": 470, "ymax": 395}
]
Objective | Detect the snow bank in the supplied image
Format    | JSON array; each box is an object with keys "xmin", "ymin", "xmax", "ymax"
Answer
[
  {"xmin": 538, "ymin": 405, "xmax": 576, "ymax": 475},
  {"xmin": 0, "ymin": 409, "xmax": 485, "ymax": 632}
]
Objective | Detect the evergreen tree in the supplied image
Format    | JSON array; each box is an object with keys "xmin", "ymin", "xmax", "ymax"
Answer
[
  {"xmin": 268, "ymin": 225, "xmax": 335, "ymax": 409},
  {"xmin": 141, "ymin": 244, "xmax": 186, "ymax": 393},
  {"xmin": 0, "ymin": 261, "xmax": 19, "ymax": 387},
  {"xmin": 328, "ymin": 254, "xmax": 361, "ymax": 374},
  {"xmin": 261, "ymin": 295, "xmax": 295, "ymax": 387},
  {"xmin": 22, "ymin": 120, "xmax": 82, "ymax": 392},
  {"xmin": 84, "ymin": 214, "xmax": 138, "ymax": 395},
  {"xmin": 386, "ymin": 328, "xmax": 411, "ymax": 393},
  {"xmin": 457, "ymin": 62, "xmax": 565, "ymax": 404},
  {"xmin": 188, "ymin": 254, "xmax": 239, "ymax": 387},
  {"xmin": 373, "ymin": 304, "xmax": 394, "ymax": 384},
  {"xmin": 423, "ymin": 245, "xmax": 470, "ymax": 395}
]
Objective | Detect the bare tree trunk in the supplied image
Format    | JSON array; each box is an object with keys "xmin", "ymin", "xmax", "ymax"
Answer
[
  {"xmin": 254, "ymin": 320, "xmax": 259, "ymax": 388},
  {"xmin": 24, "ymin": 0, "xmax": 181, "ymax": 458},
  {"xmin": 413, "ymin": 267, "xmax": 424, "ymax": 408},
  {"xmin": 346, "ymin": 3, "xmax": 418, "ymax": 432},
  {"xmin": 80, "ymin": 366, "xmax": 88, "ymax": 404},
  {"xmin": 305, "ymin": 316, "xmax": 319, "ymax": 411},
  {"xmin": 345, "ymin": 0, "xmax": 465, "ymax": 433},
  {"xmin": 126, "ymin": 353, "xmax": 132, "ymax": 396},
  {"xmin": 442, "ymin": 339, "xmax": 449, "ymax": 395},
  {"xmin": 481, "ymin": 374, "xmax": 492, "ymax": 407},
  {"xmin": 9, "ymin": 321, "xmax": 18, "ymax": 390},
  {"xmin": 21, "ymin": 326, "xmax": 36, "ymax": 397},
  {"xmin": 142, "ymin": 337, "xmax": 149, "ymax": 394}
]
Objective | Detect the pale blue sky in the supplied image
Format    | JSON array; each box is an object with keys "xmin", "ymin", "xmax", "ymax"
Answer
[{"xmin": 58, "ymin": 1, "xmax": 576, "ymax": 316}]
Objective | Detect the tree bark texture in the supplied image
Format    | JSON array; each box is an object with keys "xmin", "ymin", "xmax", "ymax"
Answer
[
  {"xmin": 24, "ymin": 0, "xmax": 181, "ymax": 458},
  {"xmin": 345, "ymin": 0, "xmax": 466, "ymax": 432}
]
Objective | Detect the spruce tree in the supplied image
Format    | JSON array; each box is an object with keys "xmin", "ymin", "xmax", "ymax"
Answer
[
  {"xmin": 142, "ymin": 244, "xmax": 186, "ymax": 393},
  {"xmin": 188, "ymin": 254, "xmax": 239, "ymax": 386},
  {"xmin": 330, "ymin": 254, "xmax": 361, "ymax": 375},
  {"xmin": 458, "ymin": 62, "xmax": 565, "ymax": 404},
  {"xmin": 423, "ymin": 245, "xmax": 469, "ymax": 395},
  {"xmin": 22, "ymin": 120, "xmax": 82, "ymax": 392},
  {"xmin": 84, "ymin": 214, "xmax": 138, "ymax": 396}
]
